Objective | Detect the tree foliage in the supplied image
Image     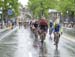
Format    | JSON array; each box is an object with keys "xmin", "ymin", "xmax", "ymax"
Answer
[
  {"xmin": 0, "ymin": 0, "xmax": 20, "ymax": 19},
  {"xmin": 55, "ymin": 0, "xmax": 75, "ymax": 21},
  {"xmin": 28, "ymin": 0, "xmax": 56, "ymax": 19},
  {"xmin": 28, "ymin": 0, "xmax": 75, "ymax": 20}
]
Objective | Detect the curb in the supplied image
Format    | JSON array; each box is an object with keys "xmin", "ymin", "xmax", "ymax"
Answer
[
  {"xmin": 0, "ymin": 27, "xmax": 18, "ymax": 41},
  {"xmin": 0, "ymin": 28, "xmax": 9, "ymax": 33}
]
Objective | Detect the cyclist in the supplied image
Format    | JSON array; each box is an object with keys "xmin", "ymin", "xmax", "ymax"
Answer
[
  {"xmin": 54, "ymin": 22, "xmax": 61, "ymax": 49},
  {"xmin": 49, "ymin": 20, "xmax": 54, "ymax": 40},
  {"xmin": 30, "ymin": 20, "xmax": 38, "ymax": 40},
  {"xmin": 30, "ymin": 20, "xmax": 35, "ymax": 31},
  {"xmin": 38, "ymin": 16, "xmax": 48, "ymax": 44},
  {"xmin": 33, "ymin": 20, "xmax": 39, "ymax": 29}
]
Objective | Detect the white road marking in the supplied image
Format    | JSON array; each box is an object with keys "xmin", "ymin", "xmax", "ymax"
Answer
[{"xmin": 29, "ymin": 52, "xmax": 32, "ymax": 57}]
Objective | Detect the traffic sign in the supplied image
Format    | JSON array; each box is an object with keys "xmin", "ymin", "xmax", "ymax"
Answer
[
  {"xmin": 0, "ymin": 11, "xmax": 2, "ymax": 14},
  {"xmin": 8, "ymin": 9, "xmax": 13, "ymax": 15}
]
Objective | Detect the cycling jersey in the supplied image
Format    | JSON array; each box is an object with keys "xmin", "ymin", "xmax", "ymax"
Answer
[
  {"xmin": 39, "ymin": 19, "xmax": 48, "ymax": 26},
  {"xmin": 50, "ymin": 22, "xmax": 53, "ymax": 28},
  {"xmin": 49, "ymin": 21, "xmax": 54, "ymax": 34},
  {"xmin": 39, "ymin": 19, "xmax": 48, "ymax": 32},
  {"xmin": 54, "ymin": 24, "xmax": 61, "ymax": 32}
]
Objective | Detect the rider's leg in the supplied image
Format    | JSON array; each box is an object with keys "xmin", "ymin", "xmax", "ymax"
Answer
[
  {"xmin": 57, "ymin": 32, "xmax": 60, "ymax": 44},
  {"xmin": 55, "ymin": 32, "xmax": 60, "ymax": 49}
]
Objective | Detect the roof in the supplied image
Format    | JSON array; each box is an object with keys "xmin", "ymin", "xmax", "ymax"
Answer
[{"xmin": 48, "ymin": 9, "xmax": 58, "ymax": 13}]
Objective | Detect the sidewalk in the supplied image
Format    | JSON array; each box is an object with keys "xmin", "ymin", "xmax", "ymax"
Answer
[
  {"xmin": 62, "ymin": 27, "xmax": 75, "ymax": 42},
  {"xmin": 0, "ymin": 28, "xmax": 9, "ymax": 33},
  {"xmin": 63, "ymin": 27, "xmax": 75, "ymax": 31},
  {"xmin": 0, "ymin": 25, "xmax": 16, "ymax": 33},
  {"xmin": 0, "ymin": 26, "xmax": 18, "ymax": 41},
  {"xmin": 62, "ymin": 33, "xmax": 75, "ymax": 42}
]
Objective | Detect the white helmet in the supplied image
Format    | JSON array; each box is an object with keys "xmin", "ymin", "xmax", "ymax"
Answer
[
  {"xmin": 50, "ymin": 20, "xmax": 53, "ymax": 22},
  {"xmin": 41, "ymin": 16, "xmax": 46, "ymax": 19}
]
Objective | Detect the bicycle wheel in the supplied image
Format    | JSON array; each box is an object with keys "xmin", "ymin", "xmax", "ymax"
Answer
[
  {"xmin": 55, "ymin": 33, "xmax": 59, "ymax": 49},
  {"xmin": 40, "ymin": 33, "xmax": 45, "ymax": 48}
]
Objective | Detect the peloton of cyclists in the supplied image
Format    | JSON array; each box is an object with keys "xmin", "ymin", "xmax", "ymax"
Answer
[
  {"xmin": 30, "ymin": 16, "xmax": 48, "ymax": 44},
  {"xmin": 30, "ymin": 16, "xmax": 62, "ymax": 49}
]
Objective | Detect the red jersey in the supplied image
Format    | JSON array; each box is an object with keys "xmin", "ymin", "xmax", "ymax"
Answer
[{"xmin": 39, "ymin": 19, "xmax": 48, "ymax": 26}]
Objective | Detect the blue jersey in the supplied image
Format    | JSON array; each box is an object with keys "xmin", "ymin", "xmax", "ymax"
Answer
[
  {"xmin": 54, "ymin": 24, "xmax": 61, "ymax": 32},
  {"xmin": 50, "ymin": 22, "xmax": 53, "ymax": 28}
]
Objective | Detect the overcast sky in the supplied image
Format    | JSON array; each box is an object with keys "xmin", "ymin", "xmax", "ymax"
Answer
[{"xmin": 19, "ymin": 0, "xmax": 28, "ymax": 6}]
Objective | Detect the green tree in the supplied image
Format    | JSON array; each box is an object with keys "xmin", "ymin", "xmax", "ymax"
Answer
[
  {"xmin": 0, "ymin": 0, "xmax": 20, "ymax": 20},
  {"xmin": 0, "ymin": 0, "xmax": 2, "ymax": 7},
  {"xmin": 28, "ymin": 0, "xmax": 75, "ymax": 21},
  {"xmin": 28, "ymin": 0, "xmax": 56, "ymax": 19},
  {"xmin": 55, "ymin": 0, "xmax": 75, "ymax": 21}
]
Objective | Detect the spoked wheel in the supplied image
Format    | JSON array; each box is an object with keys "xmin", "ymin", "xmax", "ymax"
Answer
[
  {"xmin": 34, "ymin": 31, "xmax": 38, "ymax": 41},
  {"xmin": 40, "ymin": 33, "xmax": 45, "ymax": 49},
  {"xmin": 54, "ymin": 33, "xmax": 60, "ymax": 49},
  {"xmin": 55, "ymin": 38, "xmax": 59, "ymax": 49},
  {"xmin": 41, "ymin": 37, "xmax": 44, "ymax": 47}
]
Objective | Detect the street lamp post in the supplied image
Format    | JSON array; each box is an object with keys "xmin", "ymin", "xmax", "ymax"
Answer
[
  {"xmin": 0, "ymin": 7, "xmax": 3, "ymax": 29},
  {"xmin": 1, "ymin": 0, "xmax": 5, "ymax": 28},
  {"xmin": 66, "ymin": 10, "xmax": 69, "ymax": 22},
  {"xmin": 0, "ymin": 8, "xmax": 2, "ymax": 20}
]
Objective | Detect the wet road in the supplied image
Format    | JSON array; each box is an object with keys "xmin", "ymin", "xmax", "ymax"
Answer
[{"xmin": 0, "ymin": 27, "xmax": 75, "ymax": 57}]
